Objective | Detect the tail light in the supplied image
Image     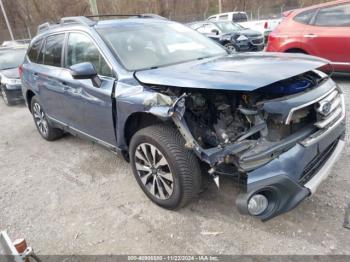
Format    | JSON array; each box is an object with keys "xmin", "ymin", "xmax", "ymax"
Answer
[
  {"xmin": 19, "ymin": 65, "xmax": 23, "ymax": 79},
  {"xmin": 264, "ymin": 21, "xmax": 268, "ymax": 29}
]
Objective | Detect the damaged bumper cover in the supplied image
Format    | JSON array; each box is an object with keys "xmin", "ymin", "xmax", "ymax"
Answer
[
  {"xmin": 148, "ymin": 77, "xmax": 345, "ymax": 221},
  {"xmin": 237, "ymin": 120, "xmax": 345, "ymax": 221}
]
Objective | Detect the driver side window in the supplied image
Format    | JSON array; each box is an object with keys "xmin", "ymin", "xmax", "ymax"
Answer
[{"xmin": 66, "ymin": 32, "xmax": 112, "ymax": 77}]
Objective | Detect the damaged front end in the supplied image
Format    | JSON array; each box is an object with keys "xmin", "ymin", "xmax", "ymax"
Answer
[{"xmin": 144, "ymin": 69, "xmax": 345, "ymax": 220}]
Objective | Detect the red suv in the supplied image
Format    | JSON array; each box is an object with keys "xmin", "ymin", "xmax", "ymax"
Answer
[{"xmin": 266, "ymin": 0, "xmax": 350, "ymax": 72}]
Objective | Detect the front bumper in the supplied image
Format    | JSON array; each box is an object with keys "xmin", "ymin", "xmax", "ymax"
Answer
[
  {"xmin": 236, "ymin": 38, "xmax": 264, "ymax": 52},
  {"xmin": 236, "ymin": 113, "xmax": 346, "ymax": 221}
]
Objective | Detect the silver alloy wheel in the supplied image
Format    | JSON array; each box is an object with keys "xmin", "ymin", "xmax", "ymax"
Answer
[
  {"xmin": 1, "ymin": 88, "xmax": 8, "ymax": 105},
  {"xmin": 135, "ymin": 143, "xmax": 174, "ymax": 200},
  {"xmin": 33, "ymin": 102, "xmax": 49, "ymax": 136}
]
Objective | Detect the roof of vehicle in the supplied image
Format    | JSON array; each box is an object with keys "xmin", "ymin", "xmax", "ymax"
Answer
[
  {"xmin": 288, "ymin": 0, "xmax": 349, "ymax": 15},
  {"xmin": 208, "ymin": 11, "xmax": 248, "ymax": 17},
  {"xmin": 36, "ymin": 14, "xmax": 168, "ymax": 35}
]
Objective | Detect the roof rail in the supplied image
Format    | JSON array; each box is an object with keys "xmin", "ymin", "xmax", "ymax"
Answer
[
  {"xmin": 36, "ymin": 13, "xmax": 167, "ymax": 34},
  {"xmin": 60, "ymin": 16, "xmax": 97, "ymax": 26},
  {"xmin": 137, "ymin": 13, "xmax": 168, "ymax": 20},
  {"xmin": 86, "ymin": 13, "xmax": 168, "ymax": 20},
  {"xmin": 37, "ymin": 22, "xmax": 52, "ymax": 33}
]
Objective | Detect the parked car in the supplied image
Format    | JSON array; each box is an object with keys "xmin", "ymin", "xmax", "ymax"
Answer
[
  {"xmin": 0, "ymin": 46, "xmax": 26, "ymax": 105},
  {"xmin": 2, "ymin": 39, "xmax": 30, "ymax": 47},
  {"xmin": 208, "ymin": 11, "xmax": 281, "ymax": 42},
  {"xmin": 187, "ymin": 21, "xmax": 264, "ymax": 52},
  {"xmin": 21, "ymin": 16, "xmax": 345, "ymax": 221},
  {"xmin": 266, "ymin": 0, "xmax": 350, "ymax": 72}
]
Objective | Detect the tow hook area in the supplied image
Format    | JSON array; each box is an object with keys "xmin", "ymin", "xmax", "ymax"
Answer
[{"xmin": 235, "ymin": 175, "xmax": 309, "ymax": 221}]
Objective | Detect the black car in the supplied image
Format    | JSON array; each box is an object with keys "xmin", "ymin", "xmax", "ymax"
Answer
[
  {"xmin": 188, "ymin": 21, "xmax": 264, "ymax": 52},
  {"xmin": 0, "ymin": 46, "xmax": 26, "ymax": 105},
  {"xmin": 22, "ymin": 16, "xmax": 345, "ymax": 221}
]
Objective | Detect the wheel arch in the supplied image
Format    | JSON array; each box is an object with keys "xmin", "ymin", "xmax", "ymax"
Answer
[
  {"xmin": 26, "ymin": 89, "xmax": 36, "ymax": 112},
  {"xmin": 124, "ymin": 112, "xmax": 168, "ymax": 148},
  {"xmin": 284, "ymin": 48, "xmax": 308, "ymax": 54}
]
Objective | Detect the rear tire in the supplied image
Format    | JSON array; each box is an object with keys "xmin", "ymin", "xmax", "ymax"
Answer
[
  {"xmin": 30, "ymin": 96, "xmax": 64, "ymax": 141},
  {"xmin": 129, "ymin": 125, "xmax": 202, "ymax": 209}
]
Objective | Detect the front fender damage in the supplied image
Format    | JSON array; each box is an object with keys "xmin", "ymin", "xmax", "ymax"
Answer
[{"xmin": 146, "ymin": 93, "xmax": 258, "ymax": 172}]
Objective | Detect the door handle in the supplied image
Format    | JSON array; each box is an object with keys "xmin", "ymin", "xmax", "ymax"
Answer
[{"xmin": 304, "ymin": 34, "xmax": 318, "ymax": 38}]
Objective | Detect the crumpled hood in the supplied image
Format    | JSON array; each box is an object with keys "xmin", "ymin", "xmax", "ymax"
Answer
[
  {"xmin": 135, "ymin": 52, "xmax": 329, "ymax": 92},
  {"xmin": 0, "ymin": 68, "xmax": 19, "ymax": 79}
]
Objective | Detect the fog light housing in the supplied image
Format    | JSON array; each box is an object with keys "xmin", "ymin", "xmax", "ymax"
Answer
[{"xmin": 248, "ymin": 194, "xmax": 268, "ymax": 216}]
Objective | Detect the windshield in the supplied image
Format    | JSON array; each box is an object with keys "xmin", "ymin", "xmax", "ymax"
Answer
[
  {"xmin": 0, "ymin": 49, "xmax": 26, "ymax": 70},
  {"xmin": 215, "ymin": 22, "xmax": 244, "ymax": 33},
  {"xmin": 98, "ymin": 22, "xmax": 227, "ymax": 71}
]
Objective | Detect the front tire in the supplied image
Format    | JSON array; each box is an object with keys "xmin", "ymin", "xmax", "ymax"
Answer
[
  {"xmin": 31, "ymin": 96, "xmax": 64, "ymax": 141},
  {"xmin": 129, "ymin": 125, "xmax": 202, "ymax": 209},
  {"xmin": 224, "ymin": 43, "xmax": 237, "ymax": 52}
]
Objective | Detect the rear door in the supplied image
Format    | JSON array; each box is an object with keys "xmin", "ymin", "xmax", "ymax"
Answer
[
  {"xmin": 302, "ymin": 3, "xmax": 350, "ymax": 63},
  {"xmin": 59, "ymin": 32, "xmax": 116, "ymax": 146},
  {"xmin": 33, "ymin": 33, "xmax": 67, "ymax": 121}
]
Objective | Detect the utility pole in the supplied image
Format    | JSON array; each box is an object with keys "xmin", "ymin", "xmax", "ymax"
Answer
[
  {"xmin": 0, "ymin": 0, "xmax": 14, "ymax": 40},
  {"xmin": 218, "ymin": 0, "xmax": 222, "ymax": 13},
  {"xmin": 89, "ymin": 0, "xmax": 99, "ymax": 16}
]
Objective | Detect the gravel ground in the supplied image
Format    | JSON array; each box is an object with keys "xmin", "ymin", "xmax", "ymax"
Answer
[{"xmin": 0, "ymin": 76, "xmax": 350, "ymax": 255}]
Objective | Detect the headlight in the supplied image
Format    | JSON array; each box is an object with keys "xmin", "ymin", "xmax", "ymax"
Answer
[
  {"xmin": 236, "ymin": 35, "xmax": 249, "ymax": 41},
  {"xmin": 1, "ymin": 76, "xmax": 21, "ymax": 86}
]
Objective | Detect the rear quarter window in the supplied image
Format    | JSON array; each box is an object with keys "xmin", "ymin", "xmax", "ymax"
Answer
[
  {"xmin": 232, "ymin": 13, "xmax": 248, "ymax": 22},
  {"xmin": 27, "ymin": 39, "xmax": 42, "ymax": 62},
  {"xmin": 293, "ymin": 9, "xmax": 317, "ymax": 24},
  {"xmin": 314, "ymin": 3, "xmax": 350, "ymax": 27}
]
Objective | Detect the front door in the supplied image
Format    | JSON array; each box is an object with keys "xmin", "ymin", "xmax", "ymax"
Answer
[{"xmin": 58, "ymin": 32, "xmax": 117, "ymax": 146}]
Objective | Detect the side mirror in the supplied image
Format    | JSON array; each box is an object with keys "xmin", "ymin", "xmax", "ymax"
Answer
[
  {"xmin": 70, "ymin": 62, "xmax": 101, "ymax": 87},
  {"xmin": 211, "ymin": 29, "xmax": 219, "ymax": 35}
]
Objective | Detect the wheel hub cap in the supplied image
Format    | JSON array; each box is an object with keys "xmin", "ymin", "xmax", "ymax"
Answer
[
  {"xmin": 135, "ymin": 143, "xmax": 174, "ymax": 200},
  {"xmin": 33, "ymin": 103, "xmax": 49, "ymax": 136}
]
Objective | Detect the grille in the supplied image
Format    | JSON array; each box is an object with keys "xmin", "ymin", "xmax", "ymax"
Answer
[
  {"xmin": 299, "ymin": 140, "xmax": 338, "ymax": 185},
  {"xmin": 314, "ymin": 88, "xmax": 343, "ymax": 129},
  {"xmin": 250, "ymin": 38, "xmax": 264, "ymax": 45}
]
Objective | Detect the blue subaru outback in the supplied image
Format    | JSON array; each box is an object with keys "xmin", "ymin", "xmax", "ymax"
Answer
[{"xmin": 21, "ymin": 15, "xmax": 346, "ymax": 220}]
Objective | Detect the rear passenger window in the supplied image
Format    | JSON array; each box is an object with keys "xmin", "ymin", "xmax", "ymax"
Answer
[
  {"xmin": 294, "ymin": 9, "xmax": 317, "ymax": 24},
  {"xmin": 314, "ymin": 4, "xmax": 350, "ymax": 27},
  {"xmin": 43, "ymin": 34, "xmax": 65, "ymax": 67},
  {"xmin": 66, "ymin": 33, "xmax": 112, "ymax": 77},
  {"xmin": 27, "ymin": 39, "xmax": 42, "ymax": 62}
]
